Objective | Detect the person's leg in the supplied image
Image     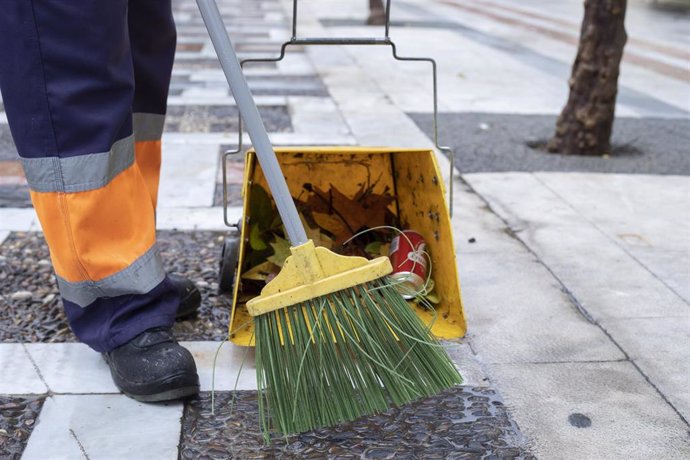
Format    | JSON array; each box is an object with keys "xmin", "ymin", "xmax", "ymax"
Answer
[
  {"xmin": 0, "ymin": 1, "xmax": 179, "ymax": 352},
  {"xmin": 129, "ymin": 0, "xmax": 177, "ymax": 208},
  {"xmin": 127, "ymin": 0, "xmax": 202, "ymax": 318}
]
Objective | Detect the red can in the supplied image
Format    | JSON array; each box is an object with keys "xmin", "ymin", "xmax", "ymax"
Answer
[{"xmin": 387, "ymin": 230, "xmax": 428, "ymax": 299}]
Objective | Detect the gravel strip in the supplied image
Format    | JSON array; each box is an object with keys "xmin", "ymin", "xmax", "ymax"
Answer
[
  {"xmin": 0, "ymin": 231, "xmax": 235, "ymax": 343},
  {"xmin": 159, "ymin": 231, "xmax": 234, "ymax": 342},
  {"xmin": 411, "ymin": 113, "xmax": 690, "ymax": 175},
  {"xmin": 165, "ymin": 105, "xmax": 292, "ymax": 133},
  {"xmin": 0, "ymin": 396, "xmax": 45, "ymax": 460},
  {"xmin": 0, "ymin": 232, "xmax": 71, "ymax": 343},
  {"xmin": 179, "ymin": 388, "xmax": 533, "ymax": 459}
]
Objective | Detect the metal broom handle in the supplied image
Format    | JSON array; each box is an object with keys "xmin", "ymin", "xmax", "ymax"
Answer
[{"xmin": 197, "ymin": 0, "xmax": 308, "ymax": 246}]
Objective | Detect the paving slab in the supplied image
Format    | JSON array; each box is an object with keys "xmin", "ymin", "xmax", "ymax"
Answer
[
  {"xmin": 21, "ymin": 395, "xmax": 183, "ymax": 460},
  {"xmin": 458, "ymin": 250, "xmax": 624, "ymax": 364},
  {"xmin": 287, "ymin": 96, "xmax": 351, "ymax": 136},
  {"xmin": 394, "ymin": 0, "xmax": 688, "ymax": 116},
  {"xmin": 624, "ymin": 247, "xmax": 690, "ymax": 302},
  {"xmin": 465, "ymin": 172, "xmax": 690, "ymax": 320},
  {"xmin": 601, "ymin": 316, "xmax": 690, "ymax": 421},
  {"xmin": 156, "ymin": 206, "xmax": 240, "ymax": 231},
  {"xmin": 533, "ymin": 172, "xmax": 690, "ymax": 302},
  {"xmin": 490, "ymin": 361, "xmax": 690, "ymax": 459},
  {"xmin": 182, "ymin": 341, "xmax": 257, "ymax": 391},
  {"xmin": 305, "ymin": 45, "xmax": 435, "ymax": 149},
  {"xmin": 24, "ymin": 343, "xmax": 118, "ymax": 395},
  {"xmin": 162, "ymin": 131, "xmax": 356, "ymax": 146},
  {"xmin": 442, "ymin": 340, "xmax": 491, "ymax": 387},
  {"xmin": 451, "ymin": 181, "xmax": 526, "ymax": 256},
  {"xmin": 532, "ymin": 172, "xmax": 690, "ymax": 247},
  {"xmin": 0, "ymin": 344, "xmax": 48, "ymax": 394},
  {"xmin": 158, "ymin": 141, "xmax": 219, "ymax": 208},
  {"xmin": 0, "ymin": 209, "xmax": 40, "ymax": 232}
]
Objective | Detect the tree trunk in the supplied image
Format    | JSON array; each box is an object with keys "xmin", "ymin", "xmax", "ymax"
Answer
[
  {"xmin": 547, "ymin": 0, "xmax": 627, "ymax": 156},
  {"xmin": 367, "ymin": 0, "xmax": 386, "ymax": 25}
]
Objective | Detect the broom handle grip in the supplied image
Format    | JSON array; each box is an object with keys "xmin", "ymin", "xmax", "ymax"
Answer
[{"xmin": 197, "ymin": 0, "xmax": 308, "ymax": 246}]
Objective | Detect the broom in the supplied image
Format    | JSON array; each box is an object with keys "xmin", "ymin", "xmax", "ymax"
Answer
[{"xmin": 197, "ymin": 0, "xmax": 462, "ymax": 438}]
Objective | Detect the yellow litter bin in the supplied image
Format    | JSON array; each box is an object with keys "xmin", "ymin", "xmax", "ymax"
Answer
[{"xmin": 227, "ymin": 146, "xmax": 466, "ymax": 346}]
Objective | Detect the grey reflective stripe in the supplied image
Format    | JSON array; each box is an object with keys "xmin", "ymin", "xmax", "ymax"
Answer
[
  {"xmin": 133, "ymin": 113, "xmax": 166, "ymax": 142},
  {"xmin": 56, "ymin": 244, "xmax": 166, "ymax": 308},
  {"xmin": 22, "ymin": 135, "xmax": 135, "ymax": 193}
]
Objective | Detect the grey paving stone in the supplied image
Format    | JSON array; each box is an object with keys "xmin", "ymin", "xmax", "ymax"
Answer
[
  {"xmin": 171, "ymin": 76, "xmax": 327, "ymax": 97},
  {"xmin": 0, "ymin": 185, "xmax": 31, "ymax": 208},
  {"xmin": 173, "ymin": 59, "xmax": 276, "ymax": 72},
  {"xmin": 213, "ymin": 183, "xmax": 244, "ymax": 207},
  {"xmin": 165, "ymin": 105, "xmax": 292, "ymax": 133},
  {"xmin": 0, "ymin": 125, "xmax": 17, "ymax": 161},
  {"xmin": 410, "ymin": 113, "xmax": 690, "ymax": 175},
  {"xmin": 0, "ymin": 396, "xmax": 45, "ymax": 460},
  {"xmin": 179, "ymin": 388, "xmax": 533, "ymax": 459},
  {"xmin": 0, "ymin": 231, "xmax": 234, "ymax": 343}
]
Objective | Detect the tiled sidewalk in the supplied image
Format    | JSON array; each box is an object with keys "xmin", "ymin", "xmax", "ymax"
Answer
[
  {"xmin": 0, "ymin": 0, "xmax": 530, "ymax": 458},
  {"xmin": 2, "ymin": 0, "xmax": 689, "ymax": 458}
]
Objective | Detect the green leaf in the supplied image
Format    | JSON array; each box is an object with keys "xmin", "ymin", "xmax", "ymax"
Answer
[
  {"xmin": 249, "ymin": 184, "xmax": 274, "ymax": 231},
  {"xmin": 364, "ymin": 241, "xmax": 382, "ymax": 257},
  {"xmin": 270, "ymin": 213, "xmax": 283, "ymax": 231},
  {"xmin": 267, "ymin": 236, "xmax": 291, "ymax": 267},
  {"xmin": 249, "ymin": 224, "xmax": 268, "ymax": 251}
]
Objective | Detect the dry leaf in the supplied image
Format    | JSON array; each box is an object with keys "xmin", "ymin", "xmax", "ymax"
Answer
[
  {"xmin": 303, "ymin": 184, "xmax": 394, "ymax": 244},
  {"xmin": 299, "ymin": 212, "xmax": 333, "ymax": 249},
  {"xmin": 241, "ymin": 261, "xmax": 280, "ymax": 281}
]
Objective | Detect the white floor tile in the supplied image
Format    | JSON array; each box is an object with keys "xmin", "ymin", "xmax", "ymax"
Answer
[
  {"xmin": 24, "ymin": 343, "xmax": 118, "ymax": 394},
  {"xmin": 0, "ymin": 344, "xmax": 48, "ymax": 394},
  {"xmin": 22, "ymin": 394, "xmax": 182, "ymax": 460},
  {"xmin": 158, "ymin": 142, "xmax": 218, "ymax": 208},
  {"xmin": 0, "ymin": 208, "xmax": 41, "ymax": 232},
  {"xmin": 156, "ymin": 206, "xmax": 242, "ymax": 230},
  {"xmin": 182, "ymin": 341, "xmax": 257, "ymax": 391}
]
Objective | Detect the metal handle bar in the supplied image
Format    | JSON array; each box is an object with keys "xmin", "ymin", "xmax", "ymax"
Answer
[
  {"xmin": 198, "ymin": 0, "xmax": 309, "ymax": 245},
  {"xmin": 220, "ymin": 0, "xmax": 456, "ymax": 228}
]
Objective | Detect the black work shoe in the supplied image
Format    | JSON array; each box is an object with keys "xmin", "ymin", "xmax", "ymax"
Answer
[
  {"xmin": 104, "ymin": 328, "xmax": 200, "ymax": 402},
  {"xmin": 169, "ymin": 274, "xmax": 201, "ymax": 320}
]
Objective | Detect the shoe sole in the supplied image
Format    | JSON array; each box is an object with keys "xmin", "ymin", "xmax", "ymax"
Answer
[{"xmin": 123, "ymin": 384, "xmax": 200, "ymax": 403}]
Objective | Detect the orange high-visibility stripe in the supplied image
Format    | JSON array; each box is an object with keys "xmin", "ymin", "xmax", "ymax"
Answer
[
  {"xmin": 30, "ymin": 161, "xmax": 156, "ymax": 283},
  {"xmin": 135, "ymin": 140, "xmax": 162, "ymax": 208}
]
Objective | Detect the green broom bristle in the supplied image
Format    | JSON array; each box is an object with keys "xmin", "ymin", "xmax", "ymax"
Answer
[{"xmin": 254, "ymin": 278, "xmax": 462, "ymax": 440}]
